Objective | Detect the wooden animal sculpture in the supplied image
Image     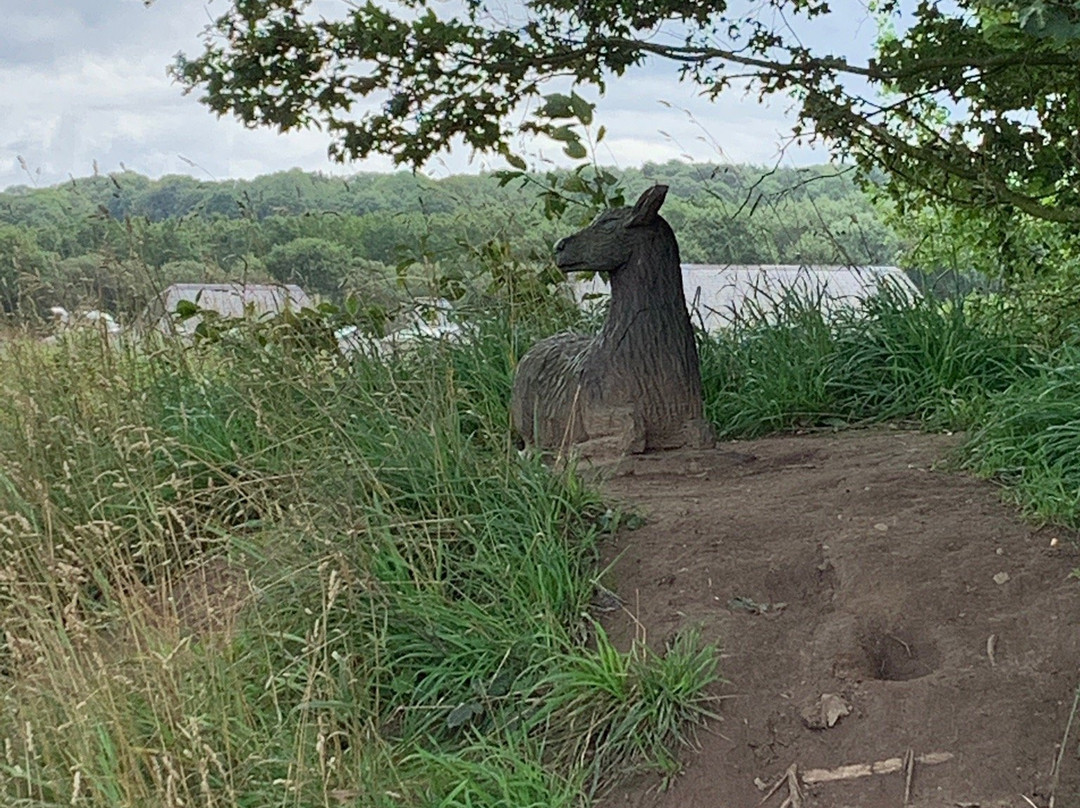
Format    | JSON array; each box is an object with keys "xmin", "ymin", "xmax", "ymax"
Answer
[{"xmin": 511, "ymin": 185, "xmax": 715, "ymax": 456}]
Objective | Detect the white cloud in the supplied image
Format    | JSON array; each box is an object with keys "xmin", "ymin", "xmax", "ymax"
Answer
[
  {"xmin": 593, "ymin": 74, "xmax": 822, "ymax": 168},
  {"xmin": 0, "ymin": 0, "xmax": 839, "ymax": 192}
]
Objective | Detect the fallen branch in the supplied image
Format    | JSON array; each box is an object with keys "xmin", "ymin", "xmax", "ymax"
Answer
[
  {"xmin": 802, "ymin": 751, "xmax": 953, "ymax": 784},
  {"xmin": 903, "ymin": 748, "xmax": 915, "ymax": 807},
  {"xmin": 1049, "ymin": 676, "xmax": 1080, "ymax": 808}
]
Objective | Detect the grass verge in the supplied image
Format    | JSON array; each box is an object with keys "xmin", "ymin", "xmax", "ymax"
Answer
[
  {"xmin": 698, "ymin": 283, "xmax": 1080, "ymax": 530},
  {"xmin": 962, "ymin": 346, "xmax": 1080, "ymax": 527},
  {"xmin": 0, "ymin": 312, "xmax": 718, "ymax": 807},
  {"xmin": 699, "ymin": 287, "xmax": 1033, "ymax": 437}
]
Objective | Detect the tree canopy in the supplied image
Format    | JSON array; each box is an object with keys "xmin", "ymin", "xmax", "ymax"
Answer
[{"xmin": 173, "ymin": 0, "xmax": 1080, "ymax": 226}]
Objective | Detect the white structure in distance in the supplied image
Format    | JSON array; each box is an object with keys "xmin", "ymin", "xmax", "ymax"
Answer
[
  {"xmin": 336, "ymin": 297, "xmax": 463, "ymax": 358},
  {"xmin": 144, "ymin": 283, "xmax": 314, "ymax": 339}
]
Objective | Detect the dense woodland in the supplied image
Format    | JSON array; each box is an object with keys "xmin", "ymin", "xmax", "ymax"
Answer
[{"xmin": 0, "ymin": 161, "xmax": 902, "ymax": 321}]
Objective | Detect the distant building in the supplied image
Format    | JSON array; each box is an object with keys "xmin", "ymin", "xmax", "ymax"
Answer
[
  {"xmin": 142, "ymin": 283, "xmax": 314, "ymax": 338},
  {"xmin": 574, "ymin": 264, "xmax": 919, "ymax": 331}
]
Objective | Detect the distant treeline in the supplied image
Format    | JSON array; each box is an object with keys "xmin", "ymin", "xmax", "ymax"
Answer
[{"xmin": 0, "ymin": 161, "xmax": 902, "ymax": 319}]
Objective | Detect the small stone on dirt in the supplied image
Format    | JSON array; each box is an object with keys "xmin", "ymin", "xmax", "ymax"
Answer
[
  {"xmin": 800, "ymin": 692, "xmax": 851, "ymax": 729},
  {"xmin": 993, "ymin": 571, "xmax": 1010, "ymax": 585}
]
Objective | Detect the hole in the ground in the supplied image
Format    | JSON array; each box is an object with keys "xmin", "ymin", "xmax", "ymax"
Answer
[{"xmin": 858, "ymin": 626, "xmax": 941, "ymax": 682}]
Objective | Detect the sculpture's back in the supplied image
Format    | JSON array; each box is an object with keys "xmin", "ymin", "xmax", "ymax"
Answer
[{"xmin": 511, "ymin": 185, "xmax": 715, "ymax": 456}]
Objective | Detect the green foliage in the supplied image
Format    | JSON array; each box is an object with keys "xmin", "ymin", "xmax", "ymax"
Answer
[
  {"xmin": 828, "ymin": 290, "xmax": 1032, "ymax": 426},
  {"xmin": 0, "ymin": 163, "xmax": 901, "ymax": 322},
  {"xmin": 40, "ymin": 256, "xmax": 159, "ymax": 319},
  {"xmin": 700, "ymin": 289, "xmax": 839, "ymax": 436},
  {"xmin": 406, "ymin": 740, "xmax": 585, "ymax": 808},
  {"xmin": 264, "ymin": 236, "xmax": 352, "ymax": 295},
  {"xmin": 700, "ymin": 287, "xmax": 1033, "ymax": 436},
  {"xmin": 0, "ymin": 224, "xmax": 51, "ymax": 313},
  {"xmin": 536, "ymin": 625, "xmax": 720, "ymax": 787},
  {"xmin": 889, "ymin": 195, "xmax": 1080, "ymax": 276},
  {"xmin": 159, "ymin": 258, "xmax": 230, "ymax": 284},
  {"xmin": 173, "ymin": 0, "xmax": 1080, "ymax": 230},
  {"xmin": 0, "ymin": 304, "xmax": 718, "ymax": 807},
  {"xmin": 889, "ymin": 200, "xmax": 1080, "ymax": 344},
  {"xmin": 497, "ymin": 94, "xmax": 627, "ymax": 223},
  {"xmin": 963, "ymin": 347, "xmax": 1080, "ymax": 526}
]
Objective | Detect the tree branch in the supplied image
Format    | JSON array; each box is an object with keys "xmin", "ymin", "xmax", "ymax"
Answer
[
  {"xmin": 822, "ymin": 99, "xmax": 1080, "ymax": 224},
  {"xmin": 598, "ymin": 37, "xmax": 1078, "ymax": 82}
]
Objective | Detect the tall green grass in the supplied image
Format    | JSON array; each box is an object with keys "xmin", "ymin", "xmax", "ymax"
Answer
[
  {"xmin": 700, "ymin": 287, "xmax": 1033, "ymax": 437},
  {"xmin": 699, "ymin": 288, "xmax": 839, "ymax": 436},
  {"xmin": 963, "ymin": 347, "xmax": 1080, "ymax": 526},
  {"xmin": 0, "ymin": 312, "xmax": 718, "ymax": 807},
  {"xmin": 698, "ymin": 283, "xmax": 1080, "ymax": 528}
]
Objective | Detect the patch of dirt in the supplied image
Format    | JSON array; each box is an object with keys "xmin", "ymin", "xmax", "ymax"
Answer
[
  {"xmin": 592, "ymin": 427, "xmax": 1080, "ymax": 808},
  {"xmin": 129, "ymin": 557, "xmax": 254, "ymax": 640}
]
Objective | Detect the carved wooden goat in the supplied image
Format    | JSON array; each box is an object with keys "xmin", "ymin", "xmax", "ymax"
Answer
[{"xmin": 511, "ymin": 185, "xmax": 715, "ymax": 455}]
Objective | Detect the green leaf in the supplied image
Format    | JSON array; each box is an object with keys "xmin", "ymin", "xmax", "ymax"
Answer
[
  {"xmin": 1017, "ymin": 0, "xmax": 1046, "ymax": 32},
  {"xmin": 563, "ymin": 140, "xmax": 588, "ymax": 160},
  {"xmin": 1037, "ymin": 7, "xmax": 1080, "ymax": 40},
  {"xmin": 174, "ymin": 299, "xmax": 200, "ymax": 318},
  {"xmin": 504, "ymin": 151, "xmax": 528, "ymax": 170},
  {"xmin": 487, "ymin": 670, "xmax": 513, "ymax": 697},
  {"xmin": 538, "ymin": 93, "xmax": 574, "ymax": 119},
  {"xmin": 561, "ymin": 174, "xmax": 587, "ymax": 193},
  {"xmin": 547, "ymin": 125, "xmax": 577, "ymax": 143},
  {"xmin": 494, "ymin": 169, "xmax": 525, "ymax": 187},
  {"xmin": 569, "ymin": 92, "xmax": 594, "ymax": 126},
  {"xmin": 446, "ymin": 701, "xmax": 483, "ymax": 729}
]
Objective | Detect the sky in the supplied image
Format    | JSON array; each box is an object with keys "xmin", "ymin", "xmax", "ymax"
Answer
[{"xmin": 0, "ymin": 0, "xmax": 880, "ymax": 192}]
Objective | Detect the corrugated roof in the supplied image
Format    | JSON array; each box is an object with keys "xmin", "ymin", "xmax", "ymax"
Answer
[
  {"xmin": 575, "ymin": 265, "xmax": 919, "ymax": 331},
  {"xmin": 147, "ymin": 283, "xmax": 314, "ymax": 336}
]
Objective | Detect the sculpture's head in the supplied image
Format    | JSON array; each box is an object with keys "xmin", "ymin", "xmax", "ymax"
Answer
[{"xmin": 553, "ymin": 185, "xmax": 670, "ymax": 274}]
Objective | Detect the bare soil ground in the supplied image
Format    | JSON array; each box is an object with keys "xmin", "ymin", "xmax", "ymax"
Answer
[{"xmin": 592, "ymin": 427, "xmax": 1080, "ymax": 808}]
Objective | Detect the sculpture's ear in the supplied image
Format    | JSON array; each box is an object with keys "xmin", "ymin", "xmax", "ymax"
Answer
[{"xmin": 627, "ymin": 185, "xmax": 669, "ymax": 228}]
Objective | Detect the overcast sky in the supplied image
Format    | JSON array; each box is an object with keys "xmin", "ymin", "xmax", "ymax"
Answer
[{"xmin": 0, "ymin": 1, "xmax": 879, "ymax": 192}]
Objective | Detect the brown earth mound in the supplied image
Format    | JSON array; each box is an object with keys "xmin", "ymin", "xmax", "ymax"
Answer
[{"xmin": 593, "ymin": 428, "xmax": 1080, "ymax": 808}]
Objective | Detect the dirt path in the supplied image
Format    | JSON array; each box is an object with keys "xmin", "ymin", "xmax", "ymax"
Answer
[{"xmin": 594, "ymin": 428, "xmax": 1080, "ymax": 808}]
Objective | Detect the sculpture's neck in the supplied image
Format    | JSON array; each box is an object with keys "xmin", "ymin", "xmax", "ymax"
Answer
[{"xmin": 602, "ymin": 233, "xmax": 685, "ymax": 340}]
